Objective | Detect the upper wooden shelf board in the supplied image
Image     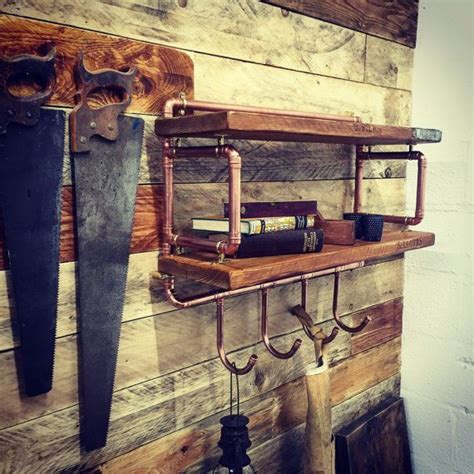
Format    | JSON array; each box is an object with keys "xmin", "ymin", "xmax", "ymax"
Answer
[
  {"xmin": 155, "ymin": 111, "xmax": 441, "ymax": 145},
  {"xmin": 158, "ymin": 230, "xmax": 435, "ymax": 290}
]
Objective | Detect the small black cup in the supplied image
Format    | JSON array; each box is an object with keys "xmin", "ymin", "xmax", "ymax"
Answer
[
  {"xmin": 343, "ymin": 212, "xmax": 367, "ymax": 239},
  {"xmin": 361, "ymin": 214, "xmax": 384, "ymax": 241}
]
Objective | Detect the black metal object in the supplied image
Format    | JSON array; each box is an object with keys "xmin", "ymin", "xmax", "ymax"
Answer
[
  {"xmin": 70, "ymin": 53, "xmax": 143, "ymax": 451},
  {"xmin": 343, "ymin": 212, "xmax": 366, "ymax": 239},
  {"xmin": 216, "ymin": 415, "xmax": 254, "ymax": 474},
  {"xmin": 361, "ymin": 214, "xmax": 384, "ymax": 241},
  {"xmin": 0, "ymin": 46, "xmax": 64, "ymax": 397}
]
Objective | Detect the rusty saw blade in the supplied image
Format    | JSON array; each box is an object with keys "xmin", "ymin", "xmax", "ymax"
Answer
[
  {"xmin": 70, "ymin": 53, "xmax": 143, "ymax": 451},
  {"xmin": 0, "ymin": 47, "xmax": 64, "ymax": 397}
]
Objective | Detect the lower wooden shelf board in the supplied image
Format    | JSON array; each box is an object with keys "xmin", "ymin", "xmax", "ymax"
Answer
[{"xmin": 157, "ymin": 230, "xmax": 435, "ymax": 290}]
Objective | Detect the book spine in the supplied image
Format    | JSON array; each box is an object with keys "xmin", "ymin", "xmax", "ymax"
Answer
[
  {"xmin": 236, "ymin": 228, "xmax": 324, "ymax": 258},
  {"xmin": 247, "ymin": 215, "xmax": 316, "ymax": 235},
  {"xmin": 224, "ymin": 201, "xmax": 318, "ymax": 218}
]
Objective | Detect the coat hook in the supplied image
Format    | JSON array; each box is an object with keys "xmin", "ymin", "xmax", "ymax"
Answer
[
  {"xmin": 261, "ymin": 289, "xmax": 302, "ymax": 359},
  {"xmin": 332, "ymin": 272, "xmax": 371, "ymax": 333},
  {"xmin": 216, "ymin": 298, "xmax": 257, "ymax": 375}
]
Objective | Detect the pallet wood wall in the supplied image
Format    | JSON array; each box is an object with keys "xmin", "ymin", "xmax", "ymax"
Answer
[{"xmin": 0, "ymin": 1, "xmax": 417, "ymax": 472}]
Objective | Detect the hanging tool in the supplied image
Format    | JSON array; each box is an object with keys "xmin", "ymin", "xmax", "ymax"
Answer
[
  {"xmin": 70, "ymin": 52, "xmax": 143, "ymax": 451},
  {"xmin": 0, "ymin": 46, "xmax": 65, "ymax": 396}
]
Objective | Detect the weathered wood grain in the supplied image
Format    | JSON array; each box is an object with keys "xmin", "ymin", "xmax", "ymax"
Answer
[
  {"xmin": 351, "ymin": 297, "xmax": 403, "ymax": 355},
  {"xmin": 0, "ymin": 0, "xmax": 367, "ymax": 81},
  {"xmin": 335, "ymin": 397, "xmax": 412, "ymax": 474},
  {"xmin": 190, "ymin": 53, "xmax": 412, "ymax": 126},
  {"xmin": 0, "ymin": 247, "xmax": 405, "ymax": 353},
  {"xmin": 0, "ymin": 14, "xmax": 194, "ymax": 113},
  {"xmin": 262, "ymin": 0, "xmax": 419, "ymax": 47},
  {"xmin": 0, "ymin": 337, "xmax": 401, "ymax": 472},
  {"xmin": 365, "ymin": 35, "xmax": 414, "ymax": 90},
  {"xmin": 98, "ymin": 374, "xmax": 400, "ymax": 474}
]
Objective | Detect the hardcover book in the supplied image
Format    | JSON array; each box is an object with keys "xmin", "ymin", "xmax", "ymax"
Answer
[
  {"xmin": 224, "ymin": 200, "xmax": 318, "ymax": 218},
  {"xmin": 192, "ymin": 215, "xmax": 317, "ymax": 235},
  {"xmin": 209, "ymin": 228, "xmax": 324, "ymax": 258}
]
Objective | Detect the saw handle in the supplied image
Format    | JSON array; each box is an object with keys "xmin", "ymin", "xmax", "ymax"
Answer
[
  {"xmin": 0, "ymin": 45, "xmax": 56, "ymax": 134},
  {"xmin": 69, "ymin": 51, "xmax": 137, "ymax": 153}
]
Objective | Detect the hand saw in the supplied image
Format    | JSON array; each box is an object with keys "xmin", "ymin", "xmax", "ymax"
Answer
[
  {"xmin": 70, "ymin": 53, "xmax": 144, "ymax": 451},
  {"xmin": 0, "ymin": 46, "xmax": 65, "ymax": 397}
]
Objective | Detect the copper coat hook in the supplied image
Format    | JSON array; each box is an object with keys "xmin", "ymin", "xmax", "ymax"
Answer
[
  {"xmin": 216, "ymin": 299, "xmax": 257, "ymax": 375},
  {"xmin": 261, "ymin": 289, "xmax": 302, "ymax": 359},
  {"xmin": 332, "ymin": 272, "xmax": 371, "ymax": 333}
]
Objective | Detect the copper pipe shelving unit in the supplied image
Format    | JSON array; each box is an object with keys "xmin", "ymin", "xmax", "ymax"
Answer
[{"xmin": 154, "ymin": 95, "xmax": 441, "ymax": 374}]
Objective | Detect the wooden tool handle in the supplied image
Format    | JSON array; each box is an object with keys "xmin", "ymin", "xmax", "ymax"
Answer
[{"xmin": 304, "ymin": 359, "xmax": 335, "ymax": 474}]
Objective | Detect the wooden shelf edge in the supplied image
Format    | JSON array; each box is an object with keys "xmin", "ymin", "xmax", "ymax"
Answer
[
  {"xmin": 155, "ymin": 111, "xmax": 442, "ymax": 145},
  {"xmin": 157, "ymin": 230, "xmax": 435, "ymax": 290}
]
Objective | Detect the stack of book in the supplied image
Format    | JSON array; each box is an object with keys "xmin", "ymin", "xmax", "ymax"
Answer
[{"xmin": 191, "ymin": 201, "xmax": 324, "ymax": 258}]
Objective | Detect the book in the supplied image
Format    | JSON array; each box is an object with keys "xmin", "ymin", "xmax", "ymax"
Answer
[
  {"xmin": 209, "ymin": 228, "xmax": 324, "ymax": 258},
  {"xmin": 192, "ymin": 215, "xmax": 317, "ymax": 235},
  {"xmin": 224, "ymin": 200, "xmax": 317, "ymax": 218}
]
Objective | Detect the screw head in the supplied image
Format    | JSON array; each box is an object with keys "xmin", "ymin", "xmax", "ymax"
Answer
[
  {"xmin": 80, "ymin": 136, "xmax": 87, "ymax": 144},
  {"xmin": 90, "ymin": 121, "xmax": 97, "ymax": 129},
  {"xmin": 107, "ymin": 124, "xmax": 114, "ymax": 131}
]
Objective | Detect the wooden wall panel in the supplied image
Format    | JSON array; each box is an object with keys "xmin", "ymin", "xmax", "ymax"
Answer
[
  {"xmin": 262, "ymin": 0, "xmax": 419, "ymax": 47},
  {"xmin": 0, "ymin": 14, "xmax": 194, "ymax": 113},
  {"xmin": 0, "ymin": 1, "xmax": 418, "ymax": 471}
]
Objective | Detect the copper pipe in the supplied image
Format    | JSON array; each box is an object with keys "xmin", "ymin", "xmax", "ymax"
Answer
[
  {"xmin": 165, "ymin": 144, "xmax": 241, "ymax": 256},
  {"xmin": 216, "ymin": 298, "xmax": 257, "ymax": 375},
  {"xmin": 331, "ymin": 272, "xmax": 370, "ymax": 333},
  {"xmin": 160, "ymin": 262, "xmax": 365, "ymax": 310},
  {"xmin": 260, "ymin": 289, "xmax": 302, "ymax": 359},
  {"xmin": 163, "ymin": 97, "xmax": 361, "ymax": 122},
  {"xmin": 354, "ymin": 148, "xmax": 427, "ymax": 225}
]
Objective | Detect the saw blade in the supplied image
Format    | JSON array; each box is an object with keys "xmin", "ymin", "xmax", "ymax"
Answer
[
  {"xmin": 73, "ymin": 114, "xmax": 143, "ymax": 451},
  {"xmin": 0, "ymin": 108, "xmax": 65, "ymax": 396}
]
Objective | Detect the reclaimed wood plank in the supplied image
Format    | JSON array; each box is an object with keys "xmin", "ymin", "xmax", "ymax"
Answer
[
  {"xmin": 351, "ymin": 298, "xmax": 403, "ymax": 355},
  {"xmin": 262, "ymin": 0, "xmax": 419, "ymax": 48},
  {"xmin": 0, "ymin": 337, "xmax": 400, "ymax": 472},
  {"xmin": 98, "ymin": 374, "xmax": 400, "ymax": 473},
  {"xmin": 0, "ymin": 0, "xmax": 366, "ymax": 81},
  {"xmin": 365, "ymin": 35, "xmax": 414, "ymax": 90},
  {"xmin": 0, "ymin": 14, "xmax": 194, "ymax": 113},
  {"xmin": 335, "ymin": 396, "xmax": 412, "ymax": 474},
  {"xmin": 0, "ymin": 251, "xmax": 405, "ymax": 352},
  {"xmin": 158, "ymin": 231, "xmax": 434, "ymax": 289},
  {"xmin": 155, "ymin": 111, "xmax": 441, "ymax": 144}
]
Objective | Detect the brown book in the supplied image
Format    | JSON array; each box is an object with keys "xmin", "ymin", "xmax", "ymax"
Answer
[{"xmin": 224, "ymin": 200, "xmax": 317, "ymax": 218}]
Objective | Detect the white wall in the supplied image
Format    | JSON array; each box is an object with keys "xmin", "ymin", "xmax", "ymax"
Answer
[{"xmin": 402, "ymin": 0, "xmax": 474, "ymax": 472}]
